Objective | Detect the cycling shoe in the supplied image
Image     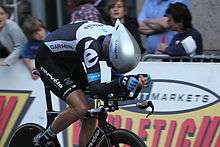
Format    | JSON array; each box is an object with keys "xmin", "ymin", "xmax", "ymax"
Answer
[{"xmin": 33, "ymin": 133, "xmax": 54, "ymax": 147}]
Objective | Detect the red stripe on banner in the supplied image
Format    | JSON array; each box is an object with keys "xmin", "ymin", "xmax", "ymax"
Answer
[
  {"xmin": 138, "ymin": 118, "xmax": 150, "ymax": 140},
  {"xmin": 0, "ymin": 96, "xmax": 17, "ymax": 137},
  {"xmin": 165, "ymin": 120, "xmax": 177, "ymax": 147},
  {"xmin": 176, "ymin": 119, "xmax": 196, "ymax": 147},
  {"xmin": 202, "ymin": 116, "xmax": 220, "ymax": 147},
  {"xmin": 72, "ymin": 120, "xmax": 80, "ymax": 145},
  {"xmin": 152, "ymin": 119, "xmax": 166, "ymax": 147}
]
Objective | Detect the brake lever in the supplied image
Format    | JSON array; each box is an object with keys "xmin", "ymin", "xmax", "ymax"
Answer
[{"xmin": 137, "ymin": 101, "xmax": 154, "ymax": 118}]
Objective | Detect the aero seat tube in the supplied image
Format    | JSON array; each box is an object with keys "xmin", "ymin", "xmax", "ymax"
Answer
[{"xmin": 44, "ymin": 86, "xmax": 53, "ymax": 111}]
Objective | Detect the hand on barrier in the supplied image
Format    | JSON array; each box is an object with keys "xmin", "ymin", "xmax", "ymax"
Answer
[{"xmin": 31, "ymin": 68, "xmax": 40, "ymax": 80}]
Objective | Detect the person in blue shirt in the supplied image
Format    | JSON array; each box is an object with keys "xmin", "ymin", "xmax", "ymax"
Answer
[
  {"xmin": 138, "ymin": 0, "xmax": 191, "ymax": 54},
  {"xmin": 156, "ymin": 2, "xmax": 203, "ymax": 56},
  {"xmin": 21, "ymin": 16, "xmax": 49, "ymax": 80}
]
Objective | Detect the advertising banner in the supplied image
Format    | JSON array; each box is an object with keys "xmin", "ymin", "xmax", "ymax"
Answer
[{"xmin": 0, "ymin": 61, "xmax": 219, "ymax": 147}]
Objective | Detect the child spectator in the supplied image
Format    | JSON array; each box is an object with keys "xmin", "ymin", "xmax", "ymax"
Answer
[
  {"xmin": 105, "ymin": 0, "xmax": 144, "ymax": 54},
  {"xmin": 21, "ymin": 16, "xmax": 48, "ymax": 80},
  {"xmin": 156, "ymin": 2, "xmax": 203, "ymax": 56},
  {"xmin": 0, "ymin": 5, "xmax": 27, "ymax": 66}
]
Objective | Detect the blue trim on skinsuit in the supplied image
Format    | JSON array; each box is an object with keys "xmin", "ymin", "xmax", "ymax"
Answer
[{"xmin": 87, "ymin": 72, "xmax": 101, "ymax": 83}]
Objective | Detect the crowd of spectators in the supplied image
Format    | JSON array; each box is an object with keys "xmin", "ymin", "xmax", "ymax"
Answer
[{"xmin": 0, "ymin": 0, "xmax": 204, "ymax": 79}]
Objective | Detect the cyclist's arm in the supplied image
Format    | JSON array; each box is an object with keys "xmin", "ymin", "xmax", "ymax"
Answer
[
  {"xmin": 88, "ymin": 78, "xmax": 127, "ymax": 96},
  {"xmin": 83, "ymin": 39, "xmax": 127, "ymax": 96}
]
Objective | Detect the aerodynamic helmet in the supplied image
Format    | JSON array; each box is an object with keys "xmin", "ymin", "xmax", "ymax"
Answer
[{"xmin": 107, "ymin": 19, "xmax": 141, "ymax": 73}]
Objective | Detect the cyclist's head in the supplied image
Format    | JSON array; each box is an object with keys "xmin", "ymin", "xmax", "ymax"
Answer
[{"xmin": 103, "ymin": 19, "xmax": 141, "ymax": 73}]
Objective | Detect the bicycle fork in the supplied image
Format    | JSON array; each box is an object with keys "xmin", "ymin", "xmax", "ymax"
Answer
[{"xmin": 86, "ymin": 108, "xmax": 116, "ymax": 147}]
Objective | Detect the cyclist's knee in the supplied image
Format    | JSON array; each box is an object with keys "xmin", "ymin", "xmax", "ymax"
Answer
[
  {"xmin": 66, "ymin": 90, "xmax": 89, "ymax": 113},
  {"xmin": 69, "ymin": 100, "xmax": 89, "ymax": 113}
]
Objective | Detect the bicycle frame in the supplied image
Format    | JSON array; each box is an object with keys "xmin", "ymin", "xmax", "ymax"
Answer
[
  {"xmin": 43, "ymin": 85, "xmax": 153, "ymax": 147},
  {"xmin": 43, "ymin": 85, "xmax": 116, "ymax": 147},
  {"xmin": 86, "ymin": 109, "xmax": 116, "ymax": 147},
  {"xmin": 8, "ymin": 75, "xmax": 152, "ymax": 147},
  {"xmin": 44, "ymin": 86, "xmax": 59, "ymax": 128}
]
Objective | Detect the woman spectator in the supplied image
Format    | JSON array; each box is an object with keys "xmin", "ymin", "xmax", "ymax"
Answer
[
  {"xmin": 21, "ymin": 16, "xmax": 48, "ymax": 80},
  {"xmin": 0, "ymin": 5, "xmax": 27, "ymax": 66},
  {"xmin": 105, "ymin": 0, "xmax": 144, "ymax": 79},
  {"xmin": 105, "ymin": 0, "xmax": 144, "ymax": 54},
  {"xmin": 156, "ymin": 2, "xmax": 203, "ymax": 56}
]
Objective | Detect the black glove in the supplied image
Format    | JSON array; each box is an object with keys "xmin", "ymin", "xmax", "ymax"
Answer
[
  {"xmin": 139, "ymin": 74, "xmax": 152, "ymax": 88},
  {"xmin": 120, "ymin": 76, "xmax": 139, "ymax": 91}
]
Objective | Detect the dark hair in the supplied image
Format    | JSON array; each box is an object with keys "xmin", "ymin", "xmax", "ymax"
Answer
[
  {"xmin": 0, "ymin": 5, "xmax": 9, "ymax": 14},
  {"xmin": 106, "ymin": 0, "xmax": 128, "ymax": 14},
  {"xmin": 165, "ymin": 2, "xmax": 192, "ymax": 29},
  {"xmin": 22, "ymin": 16, "xmax": 46, "ymax": 39},
  {"xmin": 74, "ymin": 0, "xmax": 90, "ymax": 6}
]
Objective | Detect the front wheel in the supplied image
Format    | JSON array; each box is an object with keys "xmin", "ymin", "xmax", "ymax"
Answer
[
  {"xmin": 98, "ymin": 129, "xmax": 147, "ymax": 147},
  {"xmin": 8, "ymin": 123, "xmax": 45, "ymax": 147},
  {"xmin": 8, "ymin": 123, "xmax": 60, "ymax": 147}
]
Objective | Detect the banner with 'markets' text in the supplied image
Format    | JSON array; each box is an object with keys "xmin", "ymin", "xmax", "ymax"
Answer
[{"xmin": 0, "ymin": 61, "xmax": 219, "ymax": 147}]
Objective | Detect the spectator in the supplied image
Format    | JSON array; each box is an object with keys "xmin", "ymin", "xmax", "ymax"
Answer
[
  {"xmin": 105, "ymin": 0, "xmax": 144, "ymax": 54},
  {"xmin": 0, "ymin": 41, "xmax": 9, "ymax": 59},
  {"xmin": 71, "ymin": 0, "xmax": 102, "ymax": 22},
  {"xmin": 17, "ymin": 0, "xmax": 32, "ymax": 26},
  {"xmin": 21, "ymin": 16, "xmax": 48, "ymax": 79},
  {"xmin": 0, "ymin": 5, "xmax": 27, "ymax": 66},
  {"xmin": 156, "ymin": 2, "xmax": 203, "ymax": 56},
  {"xmin": 138, "ymin": 0, "xmax": 191, "ymax": 54},
  {"xmin": 90, "ymin": 0, "xmax": 111, "ymax": 23},
  {"xmin": 64, "ymin": 0, "xmax": 76, "ymax": 23}
]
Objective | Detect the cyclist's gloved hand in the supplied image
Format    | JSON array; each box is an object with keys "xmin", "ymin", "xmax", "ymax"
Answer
[
  {"xmin": 139, "ymin": 74, "xmax": 152, "ymax": 88},
  {"xmin": 120, "ymin": 76, "xmax": 139, "ymax": 91}
]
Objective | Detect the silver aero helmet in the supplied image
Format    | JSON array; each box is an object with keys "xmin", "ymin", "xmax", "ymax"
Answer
[{"xmin": 108, "ymin": 19, "xmax": 141, "ymax": 73}]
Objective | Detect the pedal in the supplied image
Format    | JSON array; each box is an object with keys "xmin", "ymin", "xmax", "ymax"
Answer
[{"xmin": 33, "ymin": 133, "xmax": 55, "ymax": 147}]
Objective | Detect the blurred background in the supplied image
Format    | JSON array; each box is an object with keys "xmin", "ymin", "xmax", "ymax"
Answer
[{"xmin": 2, "ymin": 0, "xmax": 220, "ymax": 55}]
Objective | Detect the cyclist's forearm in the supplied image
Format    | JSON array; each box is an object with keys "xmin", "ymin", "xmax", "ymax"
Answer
[{"xmin": 88, "ymin": 79, "xmax": 126, "ymax": 96}]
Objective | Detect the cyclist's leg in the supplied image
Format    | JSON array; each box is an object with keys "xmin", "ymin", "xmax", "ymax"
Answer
[
  {"xmin": 71, "ymin": 63, "xmax": 97, "ymax": 147},
  {"xmin": 51, "ymin": 89, "xmax": 89, "ymax": 133},
  {"xmin": 33, "ymin": 90, "xmax": 89, "ymax": 146},
  {"xmin": 35, "ymin": 47, "xmax": 90, "ymax": 146},
  {"xmin": 79, "ymin": 112, "xmax": 97, "ymax": 147}
]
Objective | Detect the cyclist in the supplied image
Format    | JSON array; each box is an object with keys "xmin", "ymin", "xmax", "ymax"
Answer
[{"xmin": 34, "ymin": 19, "xmax": 150, "ymax": 147}]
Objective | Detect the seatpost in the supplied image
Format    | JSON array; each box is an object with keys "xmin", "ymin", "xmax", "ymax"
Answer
[{"xmin": 44, "ymin": 86, "xmax": 53, "ymax": 111}]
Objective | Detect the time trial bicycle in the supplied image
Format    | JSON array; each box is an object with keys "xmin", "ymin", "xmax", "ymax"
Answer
[{"xmin": 8, "ymin": 82, "xmax": 154, "ymax": 147}]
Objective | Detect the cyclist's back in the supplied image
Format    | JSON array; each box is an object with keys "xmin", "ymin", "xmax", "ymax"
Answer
[{"xmin": 37, "ymin": 21, "xmax": 113, "ymax": 62}]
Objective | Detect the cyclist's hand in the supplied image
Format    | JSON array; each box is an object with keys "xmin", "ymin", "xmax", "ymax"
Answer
[
  {"xmin": 120, "ymin": 76, "xmax": 139, "ymax": 91},
  {"xmin": 138, "ymin": 74, "xmax": 152, "ymax": 88}
]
